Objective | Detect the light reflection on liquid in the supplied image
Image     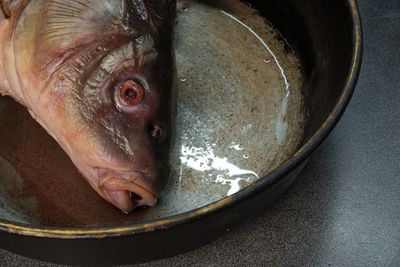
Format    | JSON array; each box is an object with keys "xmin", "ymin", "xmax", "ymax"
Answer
[
  {"xmin": 179, "ymin": 143, "xmax": 259, "ymax": 196},
  {"xmin": 175, "ymin": 11, "xmax": 295, "ymax": 197},
  {"xmin": 221, "ymin": 11, "xmax": 291, "ymax": 145}
]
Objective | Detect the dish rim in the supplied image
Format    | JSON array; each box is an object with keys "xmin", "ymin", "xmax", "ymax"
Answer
[{"xmin": 0, "ymin": 0, "xmax": 363, "ymax": 239}]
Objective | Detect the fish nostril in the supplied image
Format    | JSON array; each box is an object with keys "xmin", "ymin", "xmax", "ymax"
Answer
[{"xmin": 148, "ymin": 122, "xmax": 164, "ymax": 140}]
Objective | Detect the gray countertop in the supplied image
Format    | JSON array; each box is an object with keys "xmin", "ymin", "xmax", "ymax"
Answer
[{"xmin": 1, "ymin": 0, "xmax": 400, "ymax": 266}]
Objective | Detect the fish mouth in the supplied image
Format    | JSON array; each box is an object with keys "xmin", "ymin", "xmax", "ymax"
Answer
[{"xmin": 96, "ymin": 169, "xmax": 159, "ymax": 213}]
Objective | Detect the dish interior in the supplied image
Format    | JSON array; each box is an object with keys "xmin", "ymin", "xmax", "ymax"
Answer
[{"xmin": 0, "ymin": 0, "xmax": 305, "ymax": 227}]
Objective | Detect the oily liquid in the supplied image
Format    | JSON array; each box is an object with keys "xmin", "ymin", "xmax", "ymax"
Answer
[{"xmin": 0, "ymin": 0, "xmax": 305, "ymax": 226}]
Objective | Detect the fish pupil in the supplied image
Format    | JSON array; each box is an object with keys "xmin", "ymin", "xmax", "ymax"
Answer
[
  {"xmin": 119, "ymin": 80, "xmax": 144, "ymax": 106},
  {"xmin": 125, "ymin": 88, "xmax": 137, "ymax": 100}
]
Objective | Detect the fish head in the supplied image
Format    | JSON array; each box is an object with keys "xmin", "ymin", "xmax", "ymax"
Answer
[
  {"xmin": 11, "ymin": 0, "xmax": 177, "ymax": 212},
  {"xmin": 74, "ymin": 34, "xmax": 176, "ymax": 213}
]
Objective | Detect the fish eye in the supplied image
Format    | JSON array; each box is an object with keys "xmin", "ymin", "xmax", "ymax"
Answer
[{"xmin": 117, "ymin": 80, "xmax": 145, "ymax": 106}]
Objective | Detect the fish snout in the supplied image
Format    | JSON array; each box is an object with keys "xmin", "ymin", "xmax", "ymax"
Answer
[{"xmin": 98, "ymin": 170, "xmax": 161, "ymax": 213}]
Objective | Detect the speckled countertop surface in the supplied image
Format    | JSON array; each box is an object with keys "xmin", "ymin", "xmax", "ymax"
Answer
[{"xmin": 1, "ymin": 0, "xmax": 400, "ymax": 266}]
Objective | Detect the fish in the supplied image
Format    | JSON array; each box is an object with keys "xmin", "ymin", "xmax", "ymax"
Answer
[{"xmin": 0, "ymin": 0, "xmax": 177, "ymax": 213}]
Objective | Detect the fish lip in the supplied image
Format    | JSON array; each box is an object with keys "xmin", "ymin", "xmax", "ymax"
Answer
[
  {"xmin": 94, "ymin": 167, "xmax": 159, "ymax": 212},
  {"xmin": 94, "ymin": 167, "xmax": 151, "ymax": 182}
]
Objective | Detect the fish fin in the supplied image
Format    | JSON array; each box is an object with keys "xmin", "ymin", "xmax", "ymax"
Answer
[
  {"xmin": 39, "ymin": 0, "xmax": 127, "ymax": 42},
  {"xmin": 37, "ymin": 0, "xmax": 173, "ymax": 44}
]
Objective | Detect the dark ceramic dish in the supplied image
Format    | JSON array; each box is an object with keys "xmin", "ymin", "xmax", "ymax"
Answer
[{"xmin": 0, "ymin": 0, "xmax": 362, "ymax": 265}]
